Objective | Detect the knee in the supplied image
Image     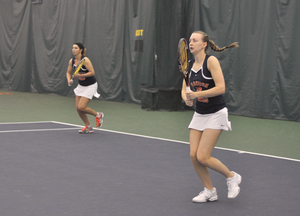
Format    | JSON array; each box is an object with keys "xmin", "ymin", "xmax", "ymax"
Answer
[
  {"xmin": 76, "ymin": 104, "xmax": 85, "ymax": 112},
  {"xmin": 197, "ymin": 154, "xmax": 209, "ymax": 166},
  {"xmin": 190, "ymin": 152, "xmax": 198, "ymax": 163},
  {"xmin": 190, "ymin": 152, "xmax": 209, "ymax": 166}
]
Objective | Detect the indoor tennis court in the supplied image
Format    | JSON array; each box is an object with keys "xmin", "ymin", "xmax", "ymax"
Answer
[{"xmin": 0, "ymin": 121, "xmax": 299, "ymax": 216}]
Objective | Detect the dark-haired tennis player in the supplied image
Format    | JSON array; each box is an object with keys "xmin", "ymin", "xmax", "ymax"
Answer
[
  {"xmin": 66, "ymin": 42, "xmax": 103, "ymax": 134},
  {"xmin": 181, "ymin": 31, "xmax": 241, "ymax": 202}
]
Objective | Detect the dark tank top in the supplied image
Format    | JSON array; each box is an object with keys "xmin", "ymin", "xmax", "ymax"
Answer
[
  {"xmin": 72, "ymin": 56, "xmax": 96, "ymax": 86},
  {"xmin": 188, "ymin": 55, "xmax": 226, "ymax": 114}
]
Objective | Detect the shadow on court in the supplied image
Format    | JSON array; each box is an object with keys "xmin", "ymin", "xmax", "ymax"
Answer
[{"xmin": 0, "ymin": 122, "xmax": 299, "ymax": 216}]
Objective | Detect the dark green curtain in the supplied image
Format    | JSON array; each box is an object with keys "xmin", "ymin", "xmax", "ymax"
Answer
[
  {"xmin": 191, "ymin": 1, "xmax": 300, "ymax": 121},
  {"xmin": 0, "ymin": 0, "xmax": 299, "ymax": 121}
]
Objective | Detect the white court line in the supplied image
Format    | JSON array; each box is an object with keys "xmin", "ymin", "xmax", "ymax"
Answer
[
  {"xmin": 52, "ymin": 121, "xmax": 300, "ymax": 163},
  {"xmin": 0, "ymin": 121, "xmax": 55, "ymax": 125},
  {"xmin": 2, "ymin": 121, "xmax": 300, "ymax": 163},
  {"xmin": 0, "ymin": 128, "xmax": 79, "ymax": 133},
  {"xmin": 0, "ymin": 121, "xmax": 80, "ymax": 133}
]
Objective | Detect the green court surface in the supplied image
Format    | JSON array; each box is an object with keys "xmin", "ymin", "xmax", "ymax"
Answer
[{"xmin": 1, "ymin": 90, "xmax": 299, "ymax": 160}]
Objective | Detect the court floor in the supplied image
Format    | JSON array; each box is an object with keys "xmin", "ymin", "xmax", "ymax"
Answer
[{"xmin": 0, "ymin": 121, "xmax": 299, "ymax": 216}]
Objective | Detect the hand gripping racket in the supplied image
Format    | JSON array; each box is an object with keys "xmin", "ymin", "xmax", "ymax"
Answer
[
  {"xmin": 178, "ymin": 38, "xmax": 190, "ymax": 91},
  {"xmin": 69, "ymin": 58, "xmax": 85, "ymax": 86}
]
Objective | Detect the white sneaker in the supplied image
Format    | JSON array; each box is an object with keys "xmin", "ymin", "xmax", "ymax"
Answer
[
  {"xmin": 227, "ymin": 171, "xmax": 242, "ymax": 198},
  {"xmin": 192, "ymin": 187, "xmax": 218, "ymax": 203},
  {"xmin": 95, "ymin": 112, "xmax": 104, "ymax": 128}
]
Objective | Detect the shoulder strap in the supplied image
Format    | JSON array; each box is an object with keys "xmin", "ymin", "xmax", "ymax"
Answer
[
  {"xmin": 187, "ymin": 58, "xmax": 195, "ymax": 74},
  {"xmin": 203, "ymin": 55, "xmax": 211, "ymax": 71},
  {"xmin": 202, "ymin": 55, "xmax": 213, "ymax": 79}
]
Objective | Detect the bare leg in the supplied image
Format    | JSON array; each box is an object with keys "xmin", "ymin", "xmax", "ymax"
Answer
[
  {"xmin": 190, "ymin": 129, "xmax": 234, "ymax": 190},
  {"xmin": 76, "ymin": 96, "xmax": 97, "ymax": 126}
]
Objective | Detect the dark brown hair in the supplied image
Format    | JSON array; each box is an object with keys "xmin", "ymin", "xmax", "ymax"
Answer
[{"xmin": 74, "ymin": 42, "xmax": 86, "ymax": 55}]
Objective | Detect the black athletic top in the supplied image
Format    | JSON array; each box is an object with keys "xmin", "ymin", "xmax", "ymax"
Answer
[
  {"xmin": 72, "ymin": 56, "xmax": 96, "ymax": 86},
  {"xmin": 188, "ymin": 55, "xmax": 226, "ymax": 114}
]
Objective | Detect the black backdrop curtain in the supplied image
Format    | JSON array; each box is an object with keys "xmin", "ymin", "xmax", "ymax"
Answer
[{"xmin": 0, "ymin": 0, "xmax": 299, "ymax": 121}]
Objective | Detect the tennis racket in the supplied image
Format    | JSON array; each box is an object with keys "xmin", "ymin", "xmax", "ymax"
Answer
[
  {"xmin": 178, "ymin": 38, "xmax": 190, "ymax": 91},
  {"xmin": 68, "ymin": 58, "xmax": 85, "ymax": 86}
]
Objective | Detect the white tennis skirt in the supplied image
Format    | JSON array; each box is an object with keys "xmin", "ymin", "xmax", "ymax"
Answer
[
  {"xmin": 74, "ymin": 82, "xmax": 100, "ymax": 100},
  {"xmin": 188, "ymin": 107, "xmax": 232, "ymax": 131}
]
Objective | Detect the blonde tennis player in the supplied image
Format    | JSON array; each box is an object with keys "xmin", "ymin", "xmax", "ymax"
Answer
[{"xmin": 181, "ymin": 31, "xmax": 241, "ymax": 202}]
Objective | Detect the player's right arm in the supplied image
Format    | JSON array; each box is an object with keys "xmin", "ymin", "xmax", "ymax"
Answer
[
  {"xmin": 66, "ymin": 59, "xmax": 73, "ymax": 86},
  {"xmin": 181, "ymin": 79, "xmax": 193, "ymax": 107}
]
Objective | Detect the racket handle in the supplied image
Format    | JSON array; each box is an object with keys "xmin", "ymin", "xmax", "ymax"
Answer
[
  {"xmin": 186, "ymin": 86, "xmax": 191, "ymax": 92},
  {"xmin": 68, "ymin": 79, "xmax": 73, "ymax": 86}
]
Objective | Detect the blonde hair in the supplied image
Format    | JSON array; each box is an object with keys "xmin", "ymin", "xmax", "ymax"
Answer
[{"xmin": 193, "ymin": 31, "xmax": 239, "ymax": 53}]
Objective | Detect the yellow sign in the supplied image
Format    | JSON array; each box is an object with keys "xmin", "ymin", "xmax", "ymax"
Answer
[{"xmin": 136, "ymin": 29, "xmax": 143, "ymax": 36}]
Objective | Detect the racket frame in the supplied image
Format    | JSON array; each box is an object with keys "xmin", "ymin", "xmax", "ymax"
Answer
[{"xmin": 178, "ymin": 38, "xmax": 190, "ymax": 90}]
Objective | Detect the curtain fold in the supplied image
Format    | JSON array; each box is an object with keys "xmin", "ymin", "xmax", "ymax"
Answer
[
  {"xmin": 0, "ymin": 0, "xmax": 299, "ymax": 121},
  {"xmin": 0, "ymin": 0, "xmax": 32, "ymax": 91}
]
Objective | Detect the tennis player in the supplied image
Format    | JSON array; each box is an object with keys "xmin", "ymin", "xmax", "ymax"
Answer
[
  {"xmin": 181, "ymin": 31, "xmax": 241, "ymax": 202},
  {"xmin": 66, "ymin": 42, "xmax": 103, "ymax": 134}
]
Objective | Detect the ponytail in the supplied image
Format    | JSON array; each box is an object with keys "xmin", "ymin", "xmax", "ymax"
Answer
[
  {"xmin": 208, "ymin": 40, "xmax": 239, "ymax": 53},
  {"xmin": 193, "ymin": 31, "xmax": 239, "ymax": 53}
]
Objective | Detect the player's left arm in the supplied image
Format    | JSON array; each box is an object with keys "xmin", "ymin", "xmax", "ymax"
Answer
[
  {"xmin": 74, "ymin": 57, "xmax": 95, "ymax": 78},
  {"xmin": 186, "ymin": 56, "xmax": 225, "ymax": 100}
]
